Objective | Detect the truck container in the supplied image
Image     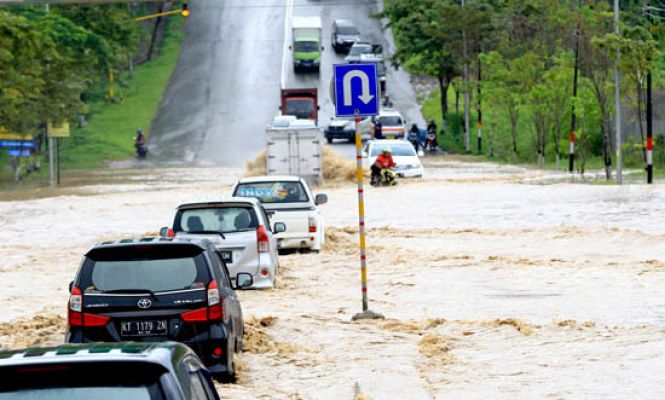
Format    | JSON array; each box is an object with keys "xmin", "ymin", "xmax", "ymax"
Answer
[
  {"xmin": 292, "ymin": 16, "xmax": 322, "ymax": 72},
  {"xmin": 280, "ymin": 88, "xmax": 319, "ymax": 123},
  {"xmin": 265, "ymin": 124, "xmax": 322, "ymax": 185}
]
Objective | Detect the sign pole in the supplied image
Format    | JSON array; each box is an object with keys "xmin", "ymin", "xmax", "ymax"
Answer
[{"xmin": 354, "ymin": 118, "xmax": 369, "ymax": 312}]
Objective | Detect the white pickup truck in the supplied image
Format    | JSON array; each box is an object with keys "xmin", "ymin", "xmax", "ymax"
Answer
[{"xmin": 231, "ymin": 175, "xmax": 327, "ymax": 253}]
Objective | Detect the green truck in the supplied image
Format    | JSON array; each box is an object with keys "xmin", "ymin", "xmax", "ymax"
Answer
[{"xmin": 292, "ymin": 16, "xmax": 323, "ymax": 73}]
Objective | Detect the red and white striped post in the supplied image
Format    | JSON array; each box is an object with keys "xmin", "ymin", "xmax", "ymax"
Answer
[{"xmin": 646, "ymin": 71, "xmax": 654, "ymax": 184}]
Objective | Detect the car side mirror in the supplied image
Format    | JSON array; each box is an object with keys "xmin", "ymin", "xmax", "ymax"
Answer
[
  {"xmin": 289, "ymin": 45, "xmax": 292, "ymax": 50},
  {"xmin": 159, "ymin": 227, "xmax": 168, "ymax": 237},
  {"xmin": 321, "ymin": 46, "xmax": 325, "ymax": 51},
  {"xmin": 315, "ymin": 193, "xmax": 328, "ymax": 205},
  {"xmin": 69, "ymin": 281, "xmax": 74, "ymax": 293},
  {"xmin": 274, "ymin": 222, "xmax": 287, "ymax": 233},
  {"xmin": 236, "ymin": 273, "xmax": 253, "ymax": 289}
]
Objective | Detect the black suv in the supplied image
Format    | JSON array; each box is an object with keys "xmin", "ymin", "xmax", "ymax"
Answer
[
  {"xmin": 66, "ymin": 238, "xmax": 252, "ymax": 382},
  {"xmin": 332, "ymin": 19, "xmax": 361, "ymax": 53},
  {"xmin": 0, "ymin": 342, "xmax": 219, "ymax": 399}
]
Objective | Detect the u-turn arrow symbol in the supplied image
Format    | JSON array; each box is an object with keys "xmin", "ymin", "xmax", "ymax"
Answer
[{"xmin": 343, "ymin": 70, "xmax": 374, "ymax": 106}]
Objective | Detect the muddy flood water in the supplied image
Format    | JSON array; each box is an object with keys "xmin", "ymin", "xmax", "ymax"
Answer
[{"xmin": 0, "ymin": 156, "xmax": 664, "ymax": 399}]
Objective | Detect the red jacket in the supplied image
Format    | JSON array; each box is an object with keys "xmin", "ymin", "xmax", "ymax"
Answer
[{"xmin": 375, "ymin": 154, "xmax": 395, "ymax": 169}]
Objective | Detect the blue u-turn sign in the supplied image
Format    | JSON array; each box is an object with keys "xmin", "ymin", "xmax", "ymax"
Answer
[{"xmin": 333, "ymin": 63, "xmax": 380, "ymax": 118}]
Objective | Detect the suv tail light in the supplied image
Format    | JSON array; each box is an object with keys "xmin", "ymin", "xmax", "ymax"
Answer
[
  {"xmin": 257, "ymin": 225, "xmax": 270, "ymax": 253},
  {"xmin": 68, "ymin": 287, "xmax": 83, "ymax": 326},
  {"xmin": 68, "ymin": 287, "xmax": 109, "ymax": 327},
  {"xmin": 181, "ymin": 280, "xmax": 224, "ymax": 322},
  {"xmin": 308, "ymin": 216, "xmax": 317, "ymax": 233}
]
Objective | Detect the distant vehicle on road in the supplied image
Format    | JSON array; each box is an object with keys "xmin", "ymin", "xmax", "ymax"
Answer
[
  {"xmin": 363, "ymin": 139, "xmax": 424, "ymax": 178},
  {"xmin": 358, "ymin": 54, "xmax": 387, "ymax": 93},
  {"xmin": 265, "ymin": 122, "xmax": 322, "ymax": 184},
  {"xmin": 66, "ymin": 238, "xmax": 252, "ymax": 382},
  {"xmin": 324, "ymin": 116, "xmax": 373, "ymax": 143},
  {"xmin": 331, "ymin": 19, "xmax": 361, "ymax": 53},
  {"xmin": 280, "ymin": 88, "xmax": 319, "ymax": 122},
  {"xmin": 344, "ymin": 41, "xmax": 382, "ymax": 63},
  {"xmin": 232, "ymin": 176, "xmax": 327, "ymax": 253},
  {"xmin": 0, "ymin": 342, "xmax": 220, "ymax": 400},
  {"xmin": 292, "ymin": 16, "xmax": 323, "ymax": 72},
  {"xmin": 378, "ymin": 109, "xmax": 406, "ymax": 139},
  {"xmin": 161, "ymin": 197, "xmax": 285, "ymax": 289}
]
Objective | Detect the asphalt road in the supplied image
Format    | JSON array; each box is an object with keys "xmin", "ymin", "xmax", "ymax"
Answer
[{"xmin": 148, "ymin": 0, "xmax": 423, "ymax": 165}]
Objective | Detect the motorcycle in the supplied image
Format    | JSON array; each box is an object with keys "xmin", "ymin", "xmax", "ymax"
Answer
[
  {"xmin": 134, "ymin": 138, "xmax": 148, "ymax": 158},
  {"xmin": 424, "ymin": 131, "xmax": 438, "ymax": 153},
  {"xmin": 370, "ymin": 167, "xmax": 397, "ymax": 187}
]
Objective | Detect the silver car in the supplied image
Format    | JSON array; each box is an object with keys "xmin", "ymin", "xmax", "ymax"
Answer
[{"xmin": 160, "ymin": 197, "xmax": 284, "ymax": 289}]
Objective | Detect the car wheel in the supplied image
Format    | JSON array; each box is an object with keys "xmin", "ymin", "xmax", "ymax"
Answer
[{"xmin": 326, "ymin": 137, "xmax": 333, "ymax": 144}]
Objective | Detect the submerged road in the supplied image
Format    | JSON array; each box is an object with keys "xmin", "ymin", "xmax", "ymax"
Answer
[{"xmin": 148, "ymin": 0, "xmax": 423, "ymax": 165}]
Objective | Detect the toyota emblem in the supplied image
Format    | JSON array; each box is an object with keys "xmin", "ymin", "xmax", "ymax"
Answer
[{"xmin": 137, "ymin": 298, "xmax": 152, "ymax": 309}]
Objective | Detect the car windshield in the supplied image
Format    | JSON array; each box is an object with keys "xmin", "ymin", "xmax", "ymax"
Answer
[
  {"xmin": 235, "ymin": 181, "xmax": 309, "ymax": 204},
  {"xmin": 337, "ymin": 25, "xmax": 359, "ymax": 35},
  {"xmin": 294, "ymin": 41, "xmax": 319, "ymax": 52},
  {"xmin": 0, "ymin": 387, "xmax": 151, "ymax": 400},
  {"xmin": 285, "ymin": 100, "xmax": 314, "ymax": 118},
  {"xmin": 380, "ymin": 116, "xmax": 403, "ymax": 126},
  {"xmin": 83, "ymin": 245, "xmax": 207, "ymax": 293},
  {"xmin": 371, "ymin": 143, "xmax": 416, "ymax": 157},
  {"xmin": 176, "ymin": 207, "xmax": 258, "ymax": 233},
  {"xmin": 349, "ymin": 44, "xmax": 371, "ymax": 56}
]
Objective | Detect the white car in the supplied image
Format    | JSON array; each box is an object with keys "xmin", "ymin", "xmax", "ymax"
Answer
[
  {"xmin": 160, "ymin": 197, "xmax": 284, "ymax": 289},
  {"xmin": 378, "ymin": 109, "xmax": 406, "ymax": 139},
  {"xmin": 231, "ymin": 175, "xmax": 327, "ymax": 253},
  {"xmin": 363, "ymin": 139, "xmax": 424, "ymax": 178}
]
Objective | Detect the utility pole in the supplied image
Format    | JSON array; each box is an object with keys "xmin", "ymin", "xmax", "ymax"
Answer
[
  {"xmin": 614, "ymin": 0, "xmax": 623, "ymax": 184},
  {"xmin": 570, "ymin": 26, "xmax": 580, "ymax": 173},
  {"xmin": 477, "ymin": 55, "xmax": 482, "ymax": 153},
  {"xmin": 646, "ymin": 4, "xmax": 654, "ymax": 184},
  {"xmin": 462, "ymin": 0, "xmax": 470, "ymax": 152}
]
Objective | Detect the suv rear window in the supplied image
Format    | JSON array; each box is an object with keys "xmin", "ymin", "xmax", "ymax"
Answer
[
  {"xmin": 380, "ymin": 116, "xmax": 403, "ymax": 126},
  {"xmin": 234, "ymin": 181, "xmax": 309, "ymax": 204},
  {"xmin": 175, "ymin": 206, "xmax": 259, "ymax": 234},
  {"xmin": 81, "ymin": 245, "xmax": 209, "ymax": 293}
]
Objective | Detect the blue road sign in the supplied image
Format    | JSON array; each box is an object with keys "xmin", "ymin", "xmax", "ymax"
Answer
[
  {"xmin": 7, "ymin": 149, "xmax": 31, "ymax": 157},
  {"xmin": 0, "ymin": 140, "xmax": 35, "ymax": 149},
  {"xmin": 333, "ymin": 63, "xmax": 380, "ymax": 117}
]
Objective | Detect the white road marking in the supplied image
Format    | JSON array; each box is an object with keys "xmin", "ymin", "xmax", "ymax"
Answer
[{"xmin": 281, "ymin": 0, "xmax": 294, "ymax": 89}]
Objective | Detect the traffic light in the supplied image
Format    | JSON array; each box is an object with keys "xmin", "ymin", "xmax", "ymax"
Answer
[{"xmin": 181, "ymin": 3, "xmax": 189, "ymax": 17}]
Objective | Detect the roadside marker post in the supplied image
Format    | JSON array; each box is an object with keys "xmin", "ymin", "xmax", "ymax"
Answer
[{"xmin": 333, "ymin": 64, "xmax": 383, "ymax": 320}]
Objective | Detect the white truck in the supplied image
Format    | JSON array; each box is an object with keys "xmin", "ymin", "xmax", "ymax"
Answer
[
  {"xmin": 265, "ymin": 120, "xmax": 322, "ymax": 185},
  {"xmin": 231, "ymin": 175, "xmax": 328, "ymax": 253}
]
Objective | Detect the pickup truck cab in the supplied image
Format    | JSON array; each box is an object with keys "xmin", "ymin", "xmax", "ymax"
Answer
[{"xmin": 231, "ymin": 176, "xmax": 327, "ymax": 253}]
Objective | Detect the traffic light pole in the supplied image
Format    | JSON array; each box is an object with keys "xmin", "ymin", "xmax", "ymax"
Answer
[{"xmin": 647, "ymin": 71, "xmax": 654, "ymax": 184}]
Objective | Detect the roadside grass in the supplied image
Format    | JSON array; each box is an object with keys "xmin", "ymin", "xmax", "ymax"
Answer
[{"xmin": 59, "ymin": 16, "xmax": 184, "ymax": 169}]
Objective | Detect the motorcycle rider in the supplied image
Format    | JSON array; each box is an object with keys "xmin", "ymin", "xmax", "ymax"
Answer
[
  {"xmin": 371, "ymin": 147, "xmax": 395, "ymax": 185},
  {"xmin": 134, "ymin": 128, "xmax": 147, "ymax": 157},
  {"xmin": 408, "ymin": 122, "xmax": 420, "ymax": 152},
  {"xmin": 425, "ymin": 119, "xmax": 439, "ymax": 151}
]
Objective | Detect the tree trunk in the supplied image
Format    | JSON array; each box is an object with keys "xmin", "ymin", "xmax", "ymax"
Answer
[
  {"xmin": 601, "ymin": 107, "xmax": 613, "ymax": 180},
  {"xmin": 455, "ymin": 87, "xmax": 460, "ymax": 114},
  {"xmin": 510, "ymin": 108, "xmax": 518, "ymax": 160},
  {"xmin": 438, "ymin": 75, "xmax": 449, "ymax": 134}
]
